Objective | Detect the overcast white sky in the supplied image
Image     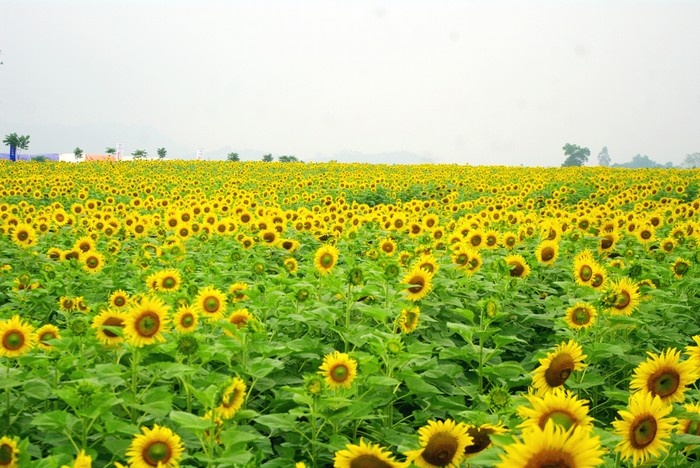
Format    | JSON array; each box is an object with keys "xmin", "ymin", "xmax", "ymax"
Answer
[{"xmin": 1, "ymin": 0, "xmax": 699, "ymax": 165}]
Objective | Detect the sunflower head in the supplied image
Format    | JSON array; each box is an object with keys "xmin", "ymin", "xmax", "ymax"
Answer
[
  {"xmin": 334, "ymin": 439, "xmax": 404, "ymax": 468},
  {"xmin": 314, "ymin": 244, "xmax": 339, "ymax": 275},
  {"xmin": 405, "ymin": 419, "xmax": 472, "ymax": 468},
  {"xmin": 630, "ymin": 348, "xmax": 700, "ymax": 405},
  {"xmin": 0, "ymin": 315, "xmax": 37, "ymax": 358},
  {"xmin": 126, "ymin": 424, "xmax": 184, "ymax": 468},
  {"xmin": 319, "ymin": 351, "xmax": 358, "ymax": 390},
  {"xmin": 401, "ymin": 267, "xmax": 433, "ymax": 302},
  {"xmin": 194, "ymin": 286, "xmax": 228, "ymax": 320},
  {"xmin": 532, "ymin": 340, "xmax": 587, "ymax": 394}
]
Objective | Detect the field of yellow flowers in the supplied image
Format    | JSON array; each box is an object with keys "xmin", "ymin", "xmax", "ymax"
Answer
[{"xmin": 1, "ymin": 160, "xmax": 699, "ymax": 467}]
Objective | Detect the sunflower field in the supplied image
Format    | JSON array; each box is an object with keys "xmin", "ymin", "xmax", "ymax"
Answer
[{"xmin": 1, "ymin": 160, "xmax": 699, "ymax": 468}]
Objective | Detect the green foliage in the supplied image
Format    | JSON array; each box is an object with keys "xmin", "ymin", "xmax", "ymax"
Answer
[
  {"xmin": 262, "ymin": 153, "xmax": 273, "ymax": 162},
  {"xmin": 612, "ymin": 154, "xmax": 669, "ymax": 168},
  {"xmin": 561, "ymin": 143, "xmax": 590, "ymax": 167},
  {"xmin": 73, "ymin": 147, "xmax": 83, "ymax": 160},
  {"xmin": 31, "ymin": 155, "xmax": 48, "ymax": 163},
  {"xmin": 278, "ymin": 155, "xmax": 300, "ymax": 163},
  {"xmin": 157, "ymin": 147, "xmax": 167, "ymax": 160},
  {"xmin": 131, "ymin": 149, "xmax": 147, "ymax": 159},
  {"xmin": 226, "ymin": 152, "xmax": 240, "ymax": 162}
]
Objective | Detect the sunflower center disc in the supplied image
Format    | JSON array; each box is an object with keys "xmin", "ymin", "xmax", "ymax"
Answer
[
  {"xmin": 163, "ymin": 278, "xmax": 176, "ymax": 289},
  {"xmin": 18, "ymin": 231, "xmax": 28, "ymax": 241},
  {"xmin": 687, "ymin": 420, "xmax": 700, "ymax": 436},
  {"xmin": 615, "ymin": 291, "xmax": 631, "ymax": 309},
  {"xmin": 541, "ymin": 248, "xmax": 555, "ymax": 261},
  {"xmin": 470, "ymin": 236, "xmax": 481, "ymax": 246},
  {"xmin": 103, "ymin": 317, "xmax": 124, "ymax": 338},
  {"xmin": 114, "ymin": 297, "xmax": 126, "ymax": 307},
  {"xmin": 591, "ymin": 274, "xmax": 603, "ymax": 287},
  {"xmin": 601, "ymin": 237, "xmax": 613, "ymax": 249},
  {"xmin": 136, "ymin": 312, "xmax": 160, "ymax": 337},
  {"xmin": 544, "ymin": 354, "xmax": 575, "ymax": 387},
  {"xmin": 0, "ymin": 443, "xmax": 13, "ymax": 464},
  {"xmin": 422, "ymin": 432, "xmax": 459, "ymax": 466},
  {"xmin": 87, "ymin": 257, "xmax": 98, "ymax": 268},
  {"xmin": 204, "ymin": 297, "xmax": 220, "ymax": 313},
  {"xmin": 144, "ymin": 441, "xmax": 171, "ymax": 465},
  {"xmin": 650, "ymin": 370, "xmax": 680, "ymax": 397},
  {"xmin": 348, "ymin": 454, "xmax": 394, "ymax": 468},
  {"xmin": 675, "ymin": 263, "xmax": 689, "ymax": 275},
  {"xmin": 3, "ymin": 331, "xmax": 24, "ymax": 351},
  {"xmin": 40, "ymin": 332, "xmax": 56, "ymax": 343},
  {"xmin": 534, "ymin": 449, "xmax": 574, "ymax": 468},
  {"xmin": 580, "ymin": 265, "xmax": 593, "ymax": 281},
  {"xmin": 465, "ymin": 428, "xmax": 491, "ymax": 454},
  {"xmin": 510, "ymin": 263, "xmax": 524, "ymax": 277},
  {"xmin": 408, "ymin": 277, "xmax": 425, "ymax": 291},
  {"xmin": 331, "ymin": 364, "xmax": 348, "ymax": 382},
  {"xmin": 181, "ymin": 315, "xmax": 194, "ymax": 327},
  {"xmin": 631, "ymin": 416, "xmax": 657, "ymax": 449},
  {"xmin": 321, "ymin": 254, "xmax": 333, "ymax": 267},
  {"xmin": 572, "ymin": 309, "xmax": 590, "ymax": 326}
]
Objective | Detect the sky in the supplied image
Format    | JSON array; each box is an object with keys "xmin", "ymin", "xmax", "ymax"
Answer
[{"xmin": 1, "ymin": 0, "xmax": 699, "ymax": 166}]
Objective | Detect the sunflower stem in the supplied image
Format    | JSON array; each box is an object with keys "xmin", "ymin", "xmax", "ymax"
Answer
[
  {"xmin": 309, "ymin": 396, "xmax": 318, "ymax": 467},
  {"xmin": 5, "ymin": 364, "xmax": 10, "ymax": 429},
  {"xmin": 130, "ymin": 347, "xmax": 140, "ymax": 423},
  {"xmin": 344, "ymin": 282, "xmax": 352, "ymax": 352}
]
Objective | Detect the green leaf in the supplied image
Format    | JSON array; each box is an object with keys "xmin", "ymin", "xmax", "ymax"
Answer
[
  {"xmin": 23, "ymin": 379, "xmax": 52, "ymax": 400},
  {"xmin": 254, "ymin": 413, "xmax": 298, "ymax": 432},
  {"xmin": 32, "ymin": 411, "xmax": 77, "ymax": 431},
  {"xmin": 403, "ymin": 375, "xmax": 441, "ymax": 394},
  {"xmin": 169, "ymin": 410, "xmax": 216, "ymax": 432},
  {"xmin": 366, "ymin": 376, "xmax": 401, "ymax": 387}
]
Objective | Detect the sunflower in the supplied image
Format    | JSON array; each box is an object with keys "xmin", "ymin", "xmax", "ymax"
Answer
[
  {"xmin": 678, "ymin": 402, "xmax": 700, "ymax": 437},
  {"xmin": 10, "ymin": 222, "xmax": 37, "ymax": 247},
  {"xmin": 463, "ymin": 423, "xmax": 507, "ymax": 460},
  {"xmin": 379, "ymin": 238, "xmax": 397, "ymax": 256},
  {"xmin": 564, "ymin": 302, "xmax": 597, "ymax": 330},
  {"xmin": 606, "ymin": 277, "xmax": 641, "ymax": 316},
  {"xmin": 0, "ymin": 315, "xmax": 36, "ymax": 358},
  {"xmin": 636, "ymin": 224, "xmax": 656, "ymax": 244},
  {"xmin": 535, "ymin": 240, "xmax": 559, "ymax": 266},
  {"xmin": 572, "ymin": 250, "xmax": 596, "ymax": 286},
  {"xmin": 397, "ymin": 306, "xmax": 420, "ymax": 334},
  {"xmin": 193, "ymin": 286, "xmax": 228, "ymax": 321},
  {"xmin": 629, "ymin": 348, "xmax": 699, "ymax": 405},
  {"xmin": 36, "ymin": 324, "xmax": 61, "ymax": 351},
  {"xmin": 108, "ymin": 290, "xmax": 130, "ymax": 309},
  {"xmin": 124, "ymin": 296, "xmax": 170, "ymax": 347},
  {"xmin": 81, "ymin": 250, "xmax": 105, "ymax": 274},
  {"xmin": 483, "ymin": 230, "xmax": 499, "ymax": 249},
  {"xmin": 126, "ymin": 424, "xmax": 184, "ymax": 468},
  {"xmin": 283, "ymin": 257, "xmax": 298, "ymax": 273},
  {"xmin": 47, "ymin": 247, "xmax": 63, "ymax": 261},
  {"xmin": 598, "ymin": 231, "xmax": 619, "ymax": 254},
  {"xmin": 334, "ymin": 439, "xmax": 405, "ymax": 468},
  {"xmin": 0, "ymin": 436, "xmax": 19, "ymax": 468},
  {"xmin": 74, "ymin": 235, "xmax": 96, "ymax": 253},
  {"xmin": 612, "ymin": 392, "xmax": 676, "ymax": 466},
  {"xmin": 224, "ymin": 308, "xmax": 252, "ymax": 335},
  {"xmin": 91, "ymin": 310, "xmax": 128, "ymax": 346},
  {"xmin": 465, "ymin": 229, "xmax": 485, "ymax": 249},
  {"xmin": 588, "ymin": 265, "xmax": 606, "ymax": 290},
  {"xmin": 504, "ymin": 255, "xmax": 531, "ymax": 279},
  {"xmin": 401, "ymin": 267, "xmax": 433, "ymax": 302},
  {"xmin": 172, "ymin": 305, "xmax": 198, "ymax": 334},
  {"xmin": 404, "ymin": 419, "xmax": 472, "ymax": 468},
  {"xmin": 496, "ymin": 420, "xmax": 604, "ymax": 468},
  {"xmin": 157, "ymin": 269, "xmax": 182, "ymax": 292},
  {"xmin": 228, "ymin": 282, "xmax": 249, "ymax": 302},
  {"xmin": 518, "ymin": 389, "xmax": 594, "ymax": 432},
  {"xmin": 319, "ymin": 350, "xmax": 358, "ymax": 390},
  {"xmin": 414, "ymin": 253, "xmax": 439, "ymax": 276},
  {"xmin": 59, "ymin": 296, "xmax": 76, "ymax": 312},
  {"xmin": 501, "ymin": 232, "xmax": 518, "ymax": 249},
  {"xmin": 214, "ymin": 377, "xmax": 247, "ymax": 420},
  {"xmin": 671, "ymin": 257, "xmax": 691, "ymax": 279},
  {"xmin": 61, "ymin": 449, "xmax": 92, "ymax": 468},
  {"xmin": 531, "ymin": 340, "xmax": 587, "ymax": 394},
  {"xmin": 314, "ymin": 244, "xmax": 339, "ymax": 275}
]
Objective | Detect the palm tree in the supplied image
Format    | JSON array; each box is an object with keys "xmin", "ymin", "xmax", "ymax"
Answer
[
  {"xmin": 131, "ymin": 149, "xmax": 148, "ymax": 160},
  {"xmin": 106, "ymin": 147, "xmax": 116, "ymax": 155},
  {"xmin": 3, "ymin": 133, "xmax": 30, "ymax": 161},
  {"xmin": 157, "ymin": 147, "xmax": 167, "ymax": 160}
]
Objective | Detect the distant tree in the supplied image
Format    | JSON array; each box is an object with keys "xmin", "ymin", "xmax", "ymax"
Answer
[
  {"xmin": 31, "ymin": 155, "xmax": 48, "ymax": 163},
  {"xmin": 278, "ymin": 155, "xmax": 300, "ymax": 163},
  {"xmin": 680, "ymin": 152, "xmax": 700, "ymax": 168},
  {"xmin": 226, "ymin": 152, "xmax": 240, "ymax": 162},
  {"xmin": 74, "ymin": 147, "xmax": 84, "ymax": 161},
  {"xmin": 132, "ymin": 149, "xmax": 148, "ymax": 160},
  {"xmin": 262, "ymin": 153, "xmax": 273, "ymax": 162},
  {"xmin": 157, "ymin": 147, "xmax": 167, "ymax": 160},
  {"xmin": 3, "ymin": 133, "xmax": 30, "ymax": 161},
  {"xmin": 106, "ymin": 147, "xmax": 116, "ymax": 155},
  {"xmin": 597, "ymin": 146, "xmax": 611, "ymax": 167},
  {"xmin": 561, "ymin": 144, "xmax": 590, "ymax": 167},
  {"xmin": 612, "ymin": 154, "xmax": 667, "ymax": 169}
]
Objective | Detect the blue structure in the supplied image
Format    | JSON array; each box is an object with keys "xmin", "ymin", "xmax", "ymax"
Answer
[{"xmin": 0, "ymin": 152, "xmax": 60, "ymax": 162}]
